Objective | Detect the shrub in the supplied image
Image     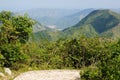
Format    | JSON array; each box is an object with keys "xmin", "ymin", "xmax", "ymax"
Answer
[
  {"xmin": 0, "ymin": 43, "xmax": 29, "ymax": 67},
  {"xmin": 80, "ymin": 66, "xmax": 100, "ymax": 80}
]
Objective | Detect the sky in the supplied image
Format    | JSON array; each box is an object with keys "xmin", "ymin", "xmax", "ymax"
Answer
[{"xmin": 0, "ymin": 0, "xmax": 120, "ymax": 11}]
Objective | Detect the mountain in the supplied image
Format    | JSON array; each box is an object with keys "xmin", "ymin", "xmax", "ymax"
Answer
[
  {"xmin": 33, "ymin": 28, "xmax": 61, "ymax": 41},
  {"xmin": 55, "ymin": 8, "xmax": 94, "ymax": 29},
  {"xmin": 32, "ymin": 9, "xmax": 120, "ymax": 41},
  {"xmin": 18, "ymin": 8, "xmax": 81, "ymax": 29},
  {"xmin": 63, "ymin": 9, "xmax": 120, "ymax": 39},
  {"xmin": 33, "ymin": 23, "xmax": 46, "ymax": 33},
  {"xmin": 18, "ymin": 8, "xmax": 96, "ymax": 29},
  {"xmin": 20, "ymin": 8, "xmax": 80, "ymax": 18},
  {"xmin": 33, "ymin": 22, "xmax": 61, "ymax": 41}
]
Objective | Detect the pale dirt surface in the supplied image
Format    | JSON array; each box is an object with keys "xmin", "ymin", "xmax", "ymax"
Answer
[{"xmin": 14, "ymin": 70, "xmax": 80, "ymax": 80}]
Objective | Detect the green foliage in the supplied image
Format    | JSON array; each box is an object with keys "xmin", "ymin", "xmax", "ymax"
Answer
[
  {"xmin": 12, "ymin": 15, "xmax": 34, "ymax": 43},
  {"xmin": 0, "ymin": 11, "xmax": 34, "ymax": 44},
  {"xmin": 26, "ymin": 37, "xmax": 111, "ymax": 69},
  {"xmin": 34, "ymin": 31, "xmax": 52, "ymax": 41},
  {"xmin": 81, "ymin": 66, "xmax": 100, "ymax": 80},
  {"xmin": 0, "ymin": 11, "xmax": 34, "ymax": 69},
  {"xmin": 81, "ymin": 39, "xmax": 120, "ymax": 80},
  {"xmin": 0, "ymin": 11, "xmax": 11, "ymax": 21},
  {"xmin": 0, "ymin": 43, "xmax": 28, "ymax": 67},
  {"xmin": 98, "ymin": 40, "xmax": 120, "ymax": 80},
  {"xmin": 27, "ymin": 37, "xmax": 120, "ymax": 80}
]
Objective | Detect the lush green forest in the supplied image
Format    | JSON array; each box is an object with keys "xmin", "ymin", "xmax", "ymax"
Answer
[{"xmin": 0, "ymin": 11, "xmax": 120, "ymax": 80}]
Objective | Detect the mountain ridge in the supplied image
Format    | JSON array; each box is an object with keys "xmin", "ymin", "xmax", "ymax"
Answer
[
  {"xmin": 18, "ymin": 8, "xmax": 95, "ymax": 29},
  {"xmin": 63, "ymin": 9, "xmax": 120, "ymax": 39}
]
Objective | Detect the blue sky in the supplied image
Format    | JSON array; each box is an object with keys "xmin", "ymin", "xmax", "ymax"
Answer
[{"xmin": 0, "ymin": 0, "xmax": 120, "ymax": 11}]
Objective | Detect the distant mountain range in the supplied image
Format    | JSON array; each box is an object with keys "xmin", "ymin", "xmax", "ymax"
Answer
[
  {"xmin": 18, "ymin": 8, "xmax": 94, "ymax": 29},
  {"xmin": 55, "ymin": 8, "xmax": 94, "ymax": 29},
  {"xmin": 33, "ymin": 9, "xmax": 120, "ymax": 41},
  {"xmin": 19, "ymin": 8, "xmax": 120, "ymax": 30}
]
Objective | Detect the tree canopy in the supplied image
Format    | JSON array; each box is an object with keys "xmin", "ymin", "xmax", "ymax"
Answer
[{"xmin": 0, "ymin": 11, "xmax": 34, "ymax": 67}]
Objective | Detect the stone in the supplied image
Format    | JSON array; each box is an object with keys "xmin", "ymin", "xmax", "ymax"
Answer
[
  {"xmin": 0, "ymin": 72, "xmax": 5, "ymax": 77},
  {"xmin": 4, "ymin": 68, "xmax": 12, "ymax": 76}
]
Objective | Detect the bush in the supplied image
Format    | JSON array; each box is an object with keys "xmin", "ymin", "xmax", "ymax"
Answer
[
  {"xmin": 0, "ymin": 43, "xmax": 29, "ymax": 67},
  {"xmin": 81, "ymin": 66, "xmax": 100, "ymax": 80},
  {"xmin": 98, "ymin": 41, "xmax": 120, "ymax": 80},
  {"xmin": 80, "ymin": 39, "xmax": 120, "ymax": 80}
]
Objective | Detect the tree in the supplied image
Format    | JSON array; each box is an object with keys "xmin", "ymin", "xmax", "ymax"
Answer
[{"xmin": 0, "ymin": 11, "xmax": 34, "ymax": 68}]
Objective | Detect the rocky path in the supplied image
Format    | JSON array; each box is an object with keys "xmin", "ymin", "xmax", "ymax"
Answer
[{"xmin": 14, "ymin": 70, "xmax": 80, "ymax": 80}]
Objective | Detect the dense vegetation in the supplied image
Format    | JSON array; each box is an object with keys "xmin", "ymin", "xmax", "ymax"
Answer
[
  {"xmin": 0, "ymin": 11, "xmax": 120, "ymax": 80},
  {"xmin": 19, "ymin": 37, "xmax": 120, "ymax": 80},
  {"xmin": 0, "ymin": 11, "xmax": 34, "ymax": 69}
]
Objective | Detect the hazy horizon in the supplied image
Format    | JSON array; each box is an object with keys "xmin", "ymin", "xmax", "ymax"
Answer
[{"xmin": 0, "ymin": 0, "xmax": 120, "ymax": 12}]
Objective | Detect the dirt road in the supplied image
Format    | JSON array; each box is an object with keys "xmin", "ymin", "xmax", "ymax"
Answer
[{"xmin": 14, "ymin": 70, "xmax": 80, "ymax": 80}]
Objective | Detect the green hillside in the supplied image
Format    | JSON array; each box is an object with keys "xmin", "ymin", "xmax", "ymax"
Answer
[
  {"xmin": 63, "ymin": 9, "xmax": 120, "ymax": 39},
  {"xmin": 33, "ymin": 26, "xmax": 61, "ymax": 41},
  {"xmin": 100, "ymin": 23, "xmax": 120, "ymax": 39},
  {"xmin": 33, "ymin": 9, "xmax": 120, "ymax": 41}
]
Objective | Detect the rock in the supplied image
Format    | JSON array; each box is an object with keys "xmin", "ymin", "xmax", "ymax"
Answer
[
  {"xmin": 0, "ymin": 72, "xmax": 5, "ymax": 77},
  {"xmin": 4, "ymin": 68, "xmax": 12, "ymax": 76}
]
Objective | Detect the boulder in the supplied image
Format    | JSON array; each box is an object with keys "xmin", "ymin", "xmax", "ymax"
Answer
[{"xmin": 4, "ymin": 68, "xmax": 12, "ymax": 76}]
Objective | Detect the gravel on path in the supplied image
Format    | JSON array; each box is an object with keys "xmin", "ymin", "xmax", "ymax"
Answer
[{"xmin": 14, "ymin": 70, "xmax": 80, "ymax": 80}]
